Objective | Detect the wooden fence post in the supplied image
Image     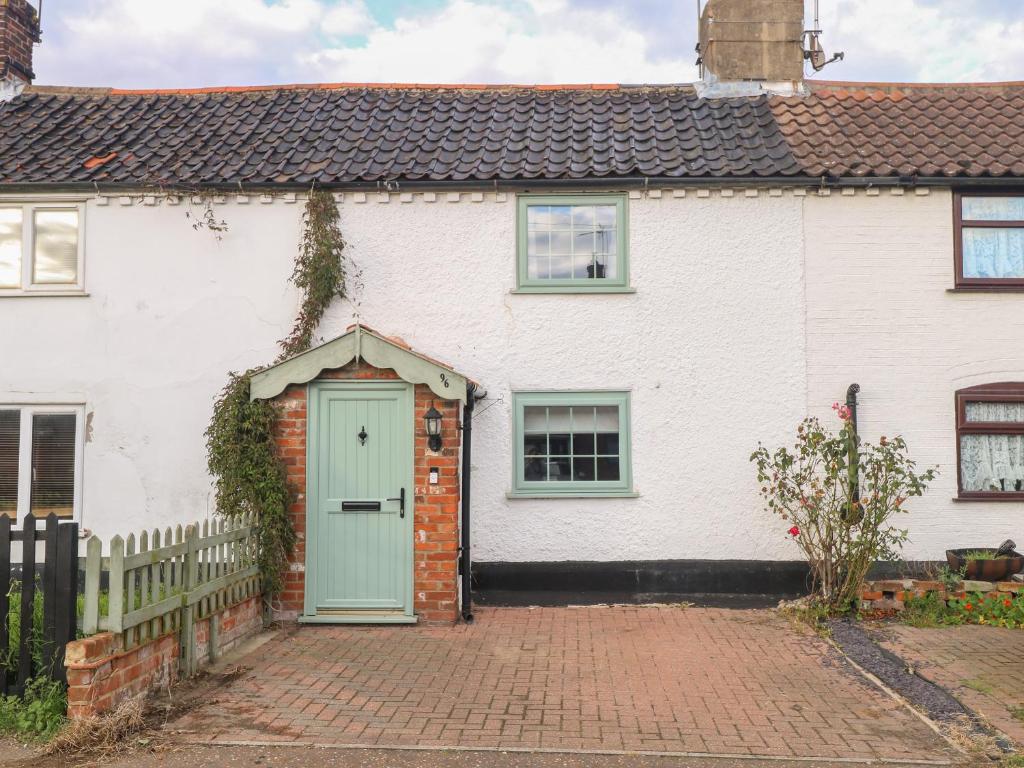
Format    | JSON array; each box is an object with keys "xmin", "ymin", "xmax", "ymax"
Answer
[
  {"xmin": 181, "ymin": 524, "xmax": 198, "ymax": 677},
  {"xmin": 16, "ymin": 514, "xmax": 37, "ymax": 692},
  {"xmin": 0, "ymin": 515, "xmax": 9, "ymax": 696},
  {"xmin": 41, "ymin": 514, "xmax": 58, "ymax": 678},
  {"xmin": 108, "ymin": 535, "xmax": 125, "ymax": 633},
  {"xmin": 53, "ymin": 520, "xmax": 78, "ymax": 683},
  {"xmin": 82, "ymin": 536, "xmax": 101, "ymax": 636}
]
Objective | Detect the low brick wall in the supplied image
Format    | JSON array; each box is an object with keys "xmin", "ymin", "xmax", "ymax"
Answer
[
  {"xmin": 65, "ymin": 594, "xmax": 263, "ymax": 719},
  {"xmin": 861, "ymin": 578, "xmax": 1023, "ymax": 613}
]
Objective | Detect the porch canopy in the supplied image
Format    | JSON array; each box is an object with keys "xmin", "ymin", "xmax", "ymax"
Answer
[{"xmin": 250, "ymin": 324, "xmax": 472, "ymax": 404}]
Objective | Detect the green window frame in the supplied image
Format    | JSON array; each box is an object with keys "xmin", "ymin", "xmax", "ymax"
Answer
[
  {"xmin": 511, "ymin": 391, "xmax": 633, "ymax": 497},
  {"xmin": 515, "ymin": 194, "xmax": 630, "ymax": 293}
]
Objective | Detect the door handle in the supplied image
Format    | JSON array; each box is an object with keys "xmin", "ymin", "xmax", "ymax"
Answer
[{"xmin": 387, "ymin": 488, "xmax": 406, "ymax": 518}]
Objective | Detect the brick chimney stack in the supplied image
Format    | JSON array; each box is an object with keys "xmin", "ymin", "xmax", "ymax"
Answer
[
  {"xmin": 697, "ymin": 0, "xmax": 805, "ymax": 96},
  {"xmin": 0, "ymin": 0, "xmax": 41, "ymax": 98}
]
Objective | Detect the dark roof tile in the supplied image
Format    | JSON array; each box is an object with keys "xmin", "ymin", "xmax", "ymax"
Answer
[{"xmin": 3, "ymin": 81, "xmax": 1022, "ymax": 185}]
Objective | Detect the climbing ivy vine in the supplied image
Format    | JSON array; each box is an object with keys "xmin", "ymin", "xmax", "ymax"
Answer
[{"xmin": 205, "ymin": 188, "xmax": 348, "ymax": 597}]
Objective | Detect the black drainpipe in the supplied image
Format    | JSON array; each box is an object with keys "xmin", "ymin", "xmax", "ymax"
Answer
[
  {"xmin": 846, "ymin": 383, "xmax": 861, "ymax": 505},
  {"xmin": 460, "ymin": 384, "xmax": 477, "ymax": 623}
]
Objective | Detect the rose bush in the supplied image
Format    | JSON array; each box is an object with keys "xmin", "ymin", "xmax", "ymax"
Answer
[{"xmin": 751, "ymin": 406, "xmax": 937, "ymax": 613}]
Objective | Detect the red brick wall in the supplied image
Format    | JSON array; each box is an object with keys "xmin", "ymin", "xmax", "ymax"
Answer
[
  {"xmin": 860, "ymin": 578, "xmax": 1023, "ymax": 614},
  {"xmin": 272, "ymin": 360, "xmax": 461, "ymax": 624},
  {"xmin": 0, "ymin": 0, "xmax": 41, "ymax": 82},
  {"xmin": 65, "ymin": 594, "xmax": 263, "ymax": 719}
]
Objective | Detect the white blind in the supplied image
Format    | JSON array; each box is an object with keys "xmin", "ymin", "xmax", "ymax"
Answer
[
  {"xmin": 0, "ymin": 410, "xmax": 19, "ymax": 517},
  {"xmin": 30, "ymin": 413, "xmax": 76, "ymax": 517},
  {"xmin": 523, "ymin": 405, "xmax": 619, "ymax": 432},
  {"xmin": 33, "ymin": 210, "xmax": 79, "ymax": 284}
]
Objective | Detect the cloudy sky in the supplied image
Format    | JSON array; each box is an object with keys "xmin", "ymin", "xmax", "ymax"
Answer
[{"xmin": 32, "ymin": 1, "xmax": 1024, "ymax": 88}]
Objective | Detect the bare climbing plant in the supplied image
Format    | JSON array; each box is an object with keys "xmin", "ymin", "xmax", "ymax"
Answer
[{"xmin": 206, "ymin": 188, "xmax": 349, "ymax": 597}]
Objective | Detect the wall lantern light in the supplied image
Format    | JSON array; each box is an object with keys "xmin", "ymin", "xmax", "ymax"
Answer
[{"xmin": 424, "ymin": 404, "xmax": 443, "ymax": 451}]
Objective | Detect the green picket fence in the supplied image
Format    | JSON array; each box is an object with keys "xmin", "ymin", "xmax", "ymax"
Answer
[{"xmin": 80, "ymin": 515, "xmax": 261, "ymax": 675}]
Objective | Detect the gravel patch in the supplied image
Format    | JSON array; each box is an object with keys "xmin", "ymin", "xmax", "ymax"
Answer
[{"xmin": 828, "ymin": 618, "xmax": 975, "ymax": 723}]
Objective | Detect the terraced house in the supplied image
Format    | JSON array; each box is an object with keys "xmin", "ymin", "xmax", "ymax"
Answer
[{"xmin": 2, "ymin": 0, "xmax": 1023, "ymax": 625}]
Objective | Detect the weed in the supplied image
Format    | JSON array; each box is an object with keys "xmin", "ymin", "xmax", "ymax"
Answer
[
  {"xmin": 0, "ymin": 676, "xmax": 66, "ymax": 740},
  {"xmin": 1010, "ymin": 705, "xmax": 1024, "ymax": 722},
  {"xmin": 961, "ymin": 550, "xmax": 1011, "ymax": 561},
  {"xmin": 901, "ymin": 592, "xmax": 961, "ymax": 628},
  {"xmin": 2, "ymin": 580, "xmax": 45, "ymax": 674},
  {"xmin": 963, "ymin": 678, "xmax": 996, "ymax": 695}
]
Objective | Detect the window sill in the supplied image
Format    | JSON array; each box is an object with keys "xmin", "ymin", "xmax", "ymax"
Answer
[
  {"xmin": 511, "ymin": 287, "xmax": 636, "ymax": 295},
  {"xmin": 0, "ymin": 290, "xmax": 89, "ymax": 298},
  {"xmin": 506, "ymin": 490, "xmax": 639, "ymax": 499},
  {"xmin": 947, "ymin": 286, "xmax": 1024, "ymax": 293},
  {"xmin": 952, "ymin": 495, "xmax": 1024, "ymax": 502}
]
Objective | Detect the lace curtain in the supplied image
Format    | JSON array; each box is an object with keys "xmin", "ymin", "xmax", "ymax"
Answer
[
  {"xmin": 962, "ymin": 228, "xmax": 1024, "ymax": 279},
  {"xmin": 961, "ymin": 401, "xmax": 1024, "ymax": 492}
]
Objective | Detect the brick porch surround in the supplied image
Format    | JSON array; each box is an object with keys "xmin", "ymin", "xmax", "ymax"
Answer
[{"xmin": 272, "ymin": 359, "xmax": 461, "ymax": 624}]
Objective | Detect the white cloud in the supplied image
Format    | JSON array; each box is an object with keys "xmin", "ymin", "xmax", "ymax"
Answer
[
  {"xmin": 30, "ymin": 0, "xmax": 1024, "ymax": 89},
  {"xmin": 301, "ymin": 0, "xmax": 691, "ymax": 84},
  {"xmin": 819, "ymin": 0, "xmax": 1024, "ymax": 83},
  {"xmin": 323, "ymin": 1, "xmax": 378, "ymax": 37}
]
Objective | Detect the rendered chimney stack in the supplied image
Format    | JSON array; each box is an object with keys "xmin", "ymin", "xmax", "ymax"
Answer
[
  {"xmin": 0, "ymin": 0, "xmax": 41, "ymax": 97},
  {"xmin": 698, "ymin": 0, "xmax": 804, "ymax": 93}
]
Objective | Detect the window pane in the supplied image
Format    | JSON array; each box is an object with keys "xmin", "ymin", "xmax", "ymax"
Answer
[
  {"xmin": 0, "ymin": 208, "xmax": 22, "ymax": 288},
  {"xmin": 597, "ymin": 457, "xmax": 620, "ymax": 481},
  {"xmin": 550, "ymin": 256, "xmax": 571, "ymax": 279},
  {"xmin": 548, "ymin": 457, "xmax": 571, "ymax": 481},
  {"xmin": 962, "ymin": 197, "xmax": 1024, "ymax": 221},
  {"xmin": 573, "ymin": 457, "xmax": 596, "ymax": 481},
  {"xmin": 595, "ymin": 405, "xmax": 619, "ymax": 432},
  {"xmin": 524, "ymin": 406, "xmax": 547, "ymax": 432},
  {"xmin": 549, "ymin": 231, "xmax": 572, "ymax": 255},
  {"xmin": 571, "ymin": 206, "xmax": 595, "ymax": 226},
  {"xmin": 0, "ymin": 410, "xmax": 19, "ymax": 517},
  {"xmin": 30, "ymin": 413, "xmax": 76, "ymax": 517},
  {"xmin": 547, "ymin": 206, "xmax": 571, "ymax": 227},
  {"xmin": 524, "ymin": 201, "xmax": 621, "ymax": 283},
  {"xmin": 572, "ymin": 433, "xmax": 595, "ymax": 455},
  {"xmin": 961, "ymin": 433, "xmax": 1024, "ymax": 493},
  {"xmin": 965, "ymin": 402, "xmax": 1024, "ymax": 422},
  {"xmin": 524, "ymin": 433, "xmax": 547, "ymax": 456},
  {"xmin": 524, "ymin": 457, "xmax": 546, "ymax": 481},
  {"xmin": 33, "ymin": 210, "xmax": 79, "ymax": 284},
  {"xmin": 962, "ymin": 228, "xmax": 1024, "ymax": 279}
]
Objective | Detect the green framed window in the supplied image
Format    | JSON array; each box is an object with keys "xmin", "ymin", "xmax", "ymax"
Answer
[
  {"xmin": 512, "ymin": 391, "xmax": 633, "ymax": 497},
  {"xmin": 516, "ymin": 194, "xmax": 630, "ymax": 292}
]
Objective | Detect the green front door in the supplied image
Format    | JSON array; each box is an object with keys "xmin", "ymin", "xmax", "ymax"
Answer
[{"xmin": 305, "ymin": 381, "xmax": 414, "ymax": 622}]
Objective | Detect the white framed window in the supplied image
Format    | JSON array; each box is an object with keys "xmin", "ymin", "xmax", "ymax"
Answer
[
  {"xmin": 0, "ymin": 405, "xmax": 85, "ymax": 521},
  {"xmin": 0, "ymin": 201, "xmax": 86, "ymax": 295}
]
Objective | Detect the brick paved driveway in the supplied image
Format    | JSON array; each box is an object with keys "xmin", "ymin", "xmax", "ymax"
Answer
[
  {"xmin": 170, "ymin": 607, "xmax": 956, "ymax": 763},
  {"xmin": 879, "ymin": 624, "xmax": 1024, "ymax": 747}
]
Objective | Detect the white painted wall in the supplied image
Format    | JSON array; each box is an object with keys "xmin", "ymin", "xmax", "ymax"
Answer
[
  {"xmin": 2, "ymin": 186, "xmax": 1017, "ymax": 561},
  {"xmin": 804, "ymin": 189, "xmax": 1024, "ymax": 556}
]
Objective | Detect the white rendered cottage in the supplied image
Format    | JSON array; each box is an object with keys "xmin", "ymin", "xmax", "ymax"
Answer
[{"xmin": 2, "ymin": 0, "xmax": 1023, "ymax": 623}]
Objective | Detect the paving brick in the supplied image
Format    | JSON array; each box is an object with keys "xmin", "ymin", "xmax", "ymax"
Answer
[
  {"xmin": 880, "ymin": 624, "xmax": 1024, "ymax": 748},
  {"xmin": 168, "ymin": 607, "xmax": 955, "ymax": 760}
]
